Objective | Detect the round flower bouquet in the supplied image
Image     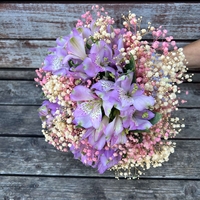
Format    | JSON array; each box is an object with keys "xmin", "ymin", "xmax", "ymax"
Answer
[{"xmin": 35, "ymin": 5, "xmax": 192, "ymax": 178}]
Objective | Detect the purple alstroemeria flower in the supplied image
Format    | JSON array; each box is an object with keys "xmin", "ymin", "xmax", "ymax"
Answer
[
  {"xmin": 82, "ymin": 116, "xmax": 109, "ymax": 150},
  {"xmin": 98, "ymin": 149, "xmax": 121, "ymax": 174},
  {"xmin": 39, "ymin": 100, "xmax": 59, "ymax": 116},
  {"xmin": 75, "ymin": 57, "xmax": 104, "ymax": 78},
  {"xmin": 42, "ymin": 47, "xmax": 68, "ymax": 75},
  {"xmin": 121, "ymin": 106, "xmax": 155, "ymax": 130},
  {"xmin": 60, "ymin": 29, "xmax": 119, "ymax": 80},
  {"xmin": 70, "ymin": 85, "xmax": 103, "ymax": 129},
  {"xmin": 76, "ymin": 27, "xmax": 91, "ymax": 40},
  {"xmin": 91, "ymin": 80, "xmax": 118, "ymax": 117},
  {"xmin": 55, "ymin": 36, "xmax": 70, "ymax": 47},
  {"xmin": 90, "ymin": 40, "xmax": 112, "ymax": 64},
  {"xmin": 89, "ymin": 40, "xmax": 116, "ymax": 74},
  {"xmin": 115, "ymin": 72, "xmax": 155, "ymax": 111},
  {"xmin": 38, "ymin": 100, "xmax": 60, "ymax": 126},
  {"xmin": 104, "ymin": 114, "xmax": 127, "ymax": 146},
  {"xmin": 62, "ymin": 29, "xmax": 107, "ymax": 79},
  {"xmin": 58, "ymin": 29, "xmax": 88, "ymax": 79},
  {"xmin": 74, "ymin": 40, "xmax": 116, "ymax": 78}
]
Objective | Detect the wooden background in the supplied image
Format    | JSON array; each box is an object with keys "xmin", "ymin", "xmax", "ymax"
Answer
[{"xmin": 0, "ymin": 2, "xmax": 200, "ymax": 200}]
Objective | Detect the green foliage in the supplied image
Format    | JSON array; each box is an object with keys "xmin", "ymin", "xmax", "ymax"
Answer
[
  {"xmin": 124, "ymin": 54, "xmax": 136, "ymax": 82},
  {"xmin": 150, "ymin": 112, "xmax": 162, "ymax": 125}
]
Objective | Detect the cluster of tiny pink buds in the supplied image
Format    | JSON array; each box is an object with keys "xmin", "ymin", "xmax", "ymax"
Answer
[
  {"xmin": 34, "ymin": 68, "xmax": 51, "ymax": 87},
  {"xmin": 152, "ymin": 27, "xmax": 177, "ymax": 54},
  {"xmin": 76, "ymin": 5, "xmax": 110, "ymax": 28}
]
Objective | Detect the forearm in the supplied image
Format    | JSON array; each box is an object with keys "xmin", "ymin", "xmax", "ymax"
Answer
[{"xmin": 183, "ymin": 39, "xmax": 200, "ymax": 68}]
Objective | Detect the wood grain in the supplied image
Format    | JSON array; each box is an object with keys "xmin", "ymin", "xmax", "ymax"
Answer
[
  {"xmin": 0, "ymin": 80, "xmax": 42, "ymax": 105},
  {"xmin": 0, "ymin": 3, "xmax": 200, "ymax": 40},
  {"xmin": 0, "ymin": 40, "xmax": 194, "ymax": 69},
  {"xmin": 0, "ymin": 106, "xmax": 199, "ymax": 138},
  {"xmin": 0, "ymin": 106, "xmax": 42, "ymax": 136},
  {"xmin": 0, "ymin": 40, "xmax": 54, "ymax": 69},
  {"xmin": 0, "ymin": 176, "xmax": 199, "ymax": 200},
  {"xmin": 0, "ymin": 137, "xmax": 199, "ymax": 179},
  {"xmin": 0, "ymin": 81, "xmax": 199, "ymax": 107},
  {"xmin": 178, "ymin": 83, "xmax": 200, "ymax": 108},
  {"xmin": 0, "ymin": 69, "xmax": 36, "ymax": 80}
]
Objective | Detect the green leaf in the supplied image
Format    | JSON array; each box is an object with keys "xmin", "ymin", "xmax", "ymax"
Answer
[
  {"xmin": 150, "ymin": 112, "xmax": 162, "ymax": 125},
  {"xmin": 109, "ymin": 107, "xmax": 120, "ymax": 122},
  {"xmin": 86, "ymin": 41, "xmax": 91, "ymax": 50},
  {"xmin": 124, "ymin": 54, "xmax": 136, "ymax": 82},
  {"xmin": 68, "ymin": 60, "xmax": 79, "ymax": 68},
  {"xmin": 75, "ymin": 125, "xmax": 83, "ymax": 129},
  {"xmin": 124, "ymin": 54, "xmax": 135, "ymax": 71},
  {"xmin": 90, "ymin": 36, "xmax": 98, "ymax": 43},
  {"xmin": 68, "ymin": 60, "xmax": 74, "ymax": 67}
]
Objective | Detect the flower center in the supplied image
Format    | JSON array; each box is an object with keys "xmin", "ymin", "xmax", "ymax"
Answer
[{"xmin": 52, "ymin": 57, "xmax": 62, "ymax": 70}]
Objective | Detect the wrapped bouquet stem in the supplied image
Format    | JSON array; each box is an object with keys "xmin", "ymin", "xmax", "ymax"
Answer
[{"xmin": 35, "ymin": 5, "xmax": 192, "ymax": 179}]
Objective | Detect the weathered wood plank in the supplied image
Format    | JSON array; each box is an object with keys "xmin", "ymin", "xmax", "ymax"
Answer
[
  {"xmin": 0, "ymin": 106, "xmax": 42, "ymax": 136},
  {"xmin": 0, "ymin": 40, "xmax": 54, "ymax": 69},
  {"xmin": 0, "ymin": 40, "xmax": 195, "ymax": 69},
  {"xmin": 178, "ymin": 83, "xmax": 200, "ymax": 108},
  {"xmin": 0, "ymin": 177, "xmax": 200, "ymax": 200},
  {"xmin": 0, "ymin": 106, "xmax": 199, "ymax": 138},
  {"xmin": 0, "ymin": 137, "xmax": 199, "ymax": 178},
  {"xmin": 189, "ymin": 73, "xmax": 200, "ymax": 82},
  {"xmin": 174, "ymin": 109, "xmax": 200, "ymax": 138},
  {"xmin": 0, "ymin": 69, "xmax": 36, "ymax": 80},
  {"xmin": 0, "ymin": 81, "xmax": 199, "ymax": 107},
  {"xmin": 0, "ymin": 81, "xmax": 42, "ymax": 105},
  {"xmin": 0, "ymin": 3, "xmax": 200, "ymax": 40}
]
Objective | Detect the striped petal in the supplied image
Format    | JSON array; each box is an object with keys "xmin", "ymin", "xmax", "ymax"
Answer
[{"xmin": 67, "ymin": 34, "xmax": 87, "ymax": 60}]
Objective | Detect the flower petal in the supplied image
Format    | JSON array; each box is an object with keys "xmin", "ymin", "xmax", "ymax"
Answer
[
  {"xmin": 77, "ymin": 57, "xmax": 103, "ymax": 77},
  {"xmin": 67, "ymin": 34, "xmax": 87, "ymax": 60},
  {"xmin": 135, "ymin": 110, "xmax": 155, "ymax": 120},
  {"xmin": 82, "ymin": 128, "xmax": 94, "ymax": 139},
  {"xmin": 90, "ymin": 102, "xmax": 102, "ymax": 129},
  {"xmin": 114, "ymin": 116, "xmax": 123, "ymax": 135},
  {"xmin": 133, "ymin": 118, "xmax": 153, "ymax": 130},
  {"xmin": 104, "ymin": 117, "xmax": 116, "ymax": 137},
  {"xmin": 62, "ymin": 54, "xmax": 80, "ymax": 65},
  {"xmin": 102, "ymin": 99, "xmax": 113, "ymax": 117},
  {"xmin": 77, "ymin": 27, "xmax": 91, "ymax": 39},
  {"xmin": 119, "ymin": 72, "xmax": 133, "ymax": 91},
  {"xmin": 70, "ymin": 85, "xmax": 96, "ymax": 101},
  {"xmin": 133, "ymin": 95, "xmax": 155, "ymax": 111},
  {"xmin": 95, "ymin": 135, "xmax": 106, "ymax": 150},
  {"xmin": 118, "ymin": 87, "xmax": 133, "ymax": 108},
  {"xmin": 73, "ymin": 115, "xmax": 92, "ymax": 128},
  {"xmin": 73, "ymin": 103, "xmax": 93, "ymax": 128},
  {"xmin": 114, "ymin": 131, "xmax": 127, "ymax": 145},
  {"xmin": 92, "ymin": 80, "xmax": 114, "ymax": 92}
]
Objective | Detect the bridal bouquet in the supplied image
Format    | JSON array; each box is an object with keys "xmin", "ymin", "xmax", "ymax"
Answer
[{"xmin": 35, "ymin": 5, "xmax": 192, "ymax": 178}]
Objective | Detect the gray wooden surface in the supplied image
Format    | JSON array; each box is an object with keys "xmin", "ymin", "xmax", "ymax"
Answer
[{"xmin": 0, "ymin": 2, "xmax": 200, "ymax": 200}]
